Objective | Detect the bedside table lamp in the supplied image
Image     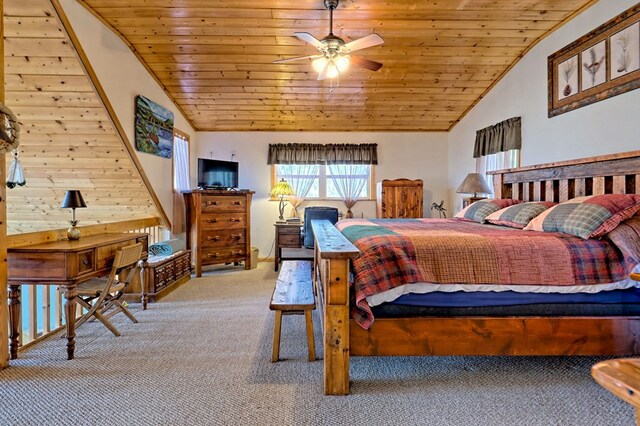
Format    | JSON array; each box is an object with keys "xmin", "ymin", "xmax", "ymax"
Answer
[
  {"xmin": 270, "ymin": 179, "xmax": 294, "ymax": 222},
  {"xmin": 456, "ymin": 173, "xmax": 493, "ymax": 206},
  {"xmin": 61, "ymin": 190, "xmax": 87, "ymax": 240}
]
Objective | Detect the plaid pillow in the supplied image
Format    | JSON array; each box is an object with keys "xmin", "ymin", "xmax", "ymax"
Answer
[
  {"xmin": 454, "ymin": 199, "xmax": 522, "ymax": 223},
  {"xmin": 523, "ymin": 194, "xmax": 640, "ymax": 239},
  {"xmin": 484, "ymin": 201, "xmax": 557, "ymax": 229}
]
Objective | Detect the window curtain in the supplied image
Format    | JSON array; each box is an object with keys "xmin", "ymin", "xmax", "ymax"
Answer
[
  {"xmin": 328, "ymin": 164, "xmax": 368, "ymax": 218},
  {"xmin": 172, "ymin": 134, "xmax": 190, "ymax": 233},
  {"xmin": 475, "ymin": 149, "xmax": 521, "ymax": 189},
  {"xmin": 278, "ymin": 164, "xmax": 318, "ymax": 218},
  {"xmin": 268, "ymin": 143, "xmax": 378, "ymax": 165},
  {"xmin": 473, "ymin": 117, "xmax": 521, "ymax": 158}
]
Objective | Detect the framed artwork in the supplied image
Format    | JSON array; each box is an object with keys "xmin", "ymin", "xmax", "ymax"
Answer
[
  {"xmin": 134, "ymin": 95, "xmax": 174, "ymax": 158},
  {"xmin": 548, "ymin": 4, "xmax": 640, "ymax": 117}
]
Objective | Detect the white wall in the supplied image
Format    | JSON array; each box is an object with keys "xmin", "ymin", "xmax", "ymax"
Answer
[
  {"xmin": 196, "ymin": 132, "xmax": 449, "ymax": 256},
  {"xmin": 60, "ymin": 0, "xmax": 197, "ymax": 229},
  {"xmin": 448, "ymin": 0, "xmax": 640, "ymax": 213}
]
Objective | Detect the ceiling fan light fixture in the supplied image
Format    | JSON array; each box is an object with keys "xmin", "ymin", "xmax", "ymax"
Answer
[
  {"xmin": 326, "ymin": 62, "xmax": 339, "ymax": 79},
  {"xmin": 335, "ymin": 55, "xmax": 350, "ymax": 72},
  {"xmin": 312, "ymin": 57, "xmax": 328, "ymax": 73}
]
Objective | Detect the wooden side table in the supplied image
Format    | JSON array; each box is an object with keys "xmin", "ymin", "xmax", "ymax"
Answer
[
  {"xmin": 462, "ymin": 196, "xmax": 487, "ymax": 208},
  {"xmin": 274, "ymin": 222, "xmax": 303, "ymax": 271}
]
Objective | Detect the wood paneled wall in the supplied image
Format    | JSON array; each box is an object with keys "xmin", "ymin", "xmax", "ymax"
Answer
[{"xmin": 3, "ymin": 0, "xmax": 164, "ymax": 234}]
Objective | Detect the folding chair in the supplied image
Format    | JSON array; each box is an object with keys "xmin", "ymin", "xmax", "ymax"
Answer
[{"xmin": 74, "ymin": 243, "xmax": 144, "ymax": 336}]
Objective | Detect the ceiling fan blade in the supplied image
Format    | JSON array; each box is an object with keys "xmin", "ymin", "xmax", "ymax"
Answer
[
  {"xmin": 294, "ymin": 32, "xmax": 325, "ymax": 50},
  {"xmin": 350, "ymin": 56, "xmax": 383, "ymax": 71},
  {"xmin": 273, "ymin": 55, "xmax": 320, "ymax": 64},
  {"xmin": 344, "ymin": 33, "xmax": 384, "ymax": 53}
]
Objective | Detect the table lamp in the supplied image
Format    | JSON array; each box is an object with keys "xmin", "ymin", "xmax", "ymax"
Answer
[
  {"xmin": 456, "ymin": 173, "xmax": 493, "ymax": 205},
  {"xmin": 61, "ymin": 190, "xmax": 87, "ymax": 240},
  {"xmin": 270, "ymin": 179, "xmax": 294, "ymax": 222}
]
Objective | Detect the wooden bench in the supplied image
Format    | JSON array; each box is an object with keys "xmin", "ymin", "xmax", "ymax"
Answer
[{"xmin": 269, "ymin": 260, "xmax": 315, "ymax": 362}]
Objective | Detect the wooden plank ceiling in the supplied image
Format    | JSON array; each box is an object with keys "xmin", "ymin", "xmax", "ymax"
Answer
[
  {"xmin": 4, "ymin": 0, "xmax": 160, "ymax": 234},
  {"xmin": 78, "ymin": 0, "xmax": 596, "ymax": 131}
]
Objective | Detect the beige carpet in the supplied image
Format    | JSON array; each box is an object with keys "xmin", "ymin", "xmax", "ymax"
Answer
[{"xmin": 0, "ymin": 262, "xmax": 634, "ymax": 425}]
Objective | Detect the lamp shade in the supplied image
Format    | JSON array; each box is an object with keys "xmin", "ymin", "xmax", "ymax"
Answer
[
  {"xmin": 270, "ymin": 179, "xmax": 295, "ymax": 198},
  {"xmin": 456, "ymin": 173, "xmax": 493, "ymax": 196},
  {"xmin": 61, "ymin": 190, "xmax": 87, "ymax": 209}
]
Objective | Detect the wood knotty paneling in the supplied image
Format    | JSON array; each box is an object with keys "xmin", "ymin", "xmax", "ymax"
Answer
[
  {"xmin": 3, "ymin": 0, "xmax": 164, "ymax": 235},
  {"xmin": 77, "ymin": 0, "xmax": 597, "ymax": 131}
]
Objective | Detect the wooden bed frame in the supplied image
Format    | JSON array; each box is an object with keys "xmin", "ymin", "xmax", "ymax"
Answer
[{"xmin": 312, "ymin": 150, "xmax": 640, "ymax": 395}]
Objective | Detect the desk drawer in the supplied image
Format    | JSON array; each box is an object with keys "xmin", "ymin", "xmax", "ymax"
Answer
[
  {"xmin": 76, "ymin": 250, "xmax": 96, "ymax": 276},
  {"xmin": 201, "ymin": 196, "xmax": 246, "ymax": 213},
  {"xmin": 202, "ymin": 230, "xmax": 245, "ymax": 248},
  {"xmin": 201, "ymin": 213, "xmax": 245, "ymax": 230}
]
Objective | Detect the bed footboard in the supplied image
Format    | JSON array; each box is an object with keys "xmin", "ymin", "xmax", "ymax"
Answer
[{"xmin": 311, "ymin": 220, "xmax": 359, "ymax": 395}]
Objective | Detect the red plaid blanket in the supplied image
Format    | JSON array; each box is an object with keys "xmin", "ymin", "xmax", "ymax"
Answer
[{"xmin": 336, "ymin": 218, "xmax": 637, "ymax": 329}]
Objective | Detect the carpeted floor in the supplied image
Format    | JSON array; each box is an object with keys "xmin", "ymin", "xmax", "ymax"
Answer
[{"xmin": 0, "ymin": 262, "xmax": 634, "ymax": 425}]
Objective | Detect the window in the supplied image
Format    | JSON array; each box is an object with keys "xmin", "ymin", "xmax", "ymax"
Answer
[
  {"xmin": 172, "ymin": 130, "xmax": 190, "ymax": 192},
  {"xmin": 273, "ymin": 163, "xmax": 373, "ymax": 200},
  {"xmin": 476, "ymin": 149, "xmax": 520, "ymax": 188}
]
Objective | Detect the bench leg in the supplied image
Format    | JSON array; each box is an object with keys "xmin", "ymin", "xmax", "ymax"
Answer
[
  {"xmin": 305, "ymin": 310, "xmax": 315, "ymax": 362},
  {"xmin": 272, "ymin": 311, "xmax": 282, "ymax": 362}
]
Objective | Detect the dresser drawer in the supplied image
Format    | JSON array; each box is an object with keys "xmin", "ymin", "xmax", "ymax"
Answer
[
  {"xmin": 201, "ymin": 213, "xmax": 246, "ymax": 230},
  {"xmin": 201, "ymin": 247, "xmax": 246, "ymax": 265},
  {"xmin": 201, "ymin": 196, "xmax": 246, "ymax": 213},
  {"xmin": 201, "ymin": 230, "xmax": 245, "ymax": 248},
  {"xmin": 278, "ymin": 234, "xmax": 301, "ymax": 246}
]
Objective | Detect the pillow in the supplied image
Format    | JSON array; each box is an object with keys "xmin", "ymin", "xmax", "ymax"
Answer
[
  {"xmin": 523, "ymin": 194, "xmax": 640, "ymax": 239},
  {"xmin": 484, "ymin": 201, "xmax": 557, "ymax": 229},
  {"xmin": 454, "ymin": 199, "xmax": 522, "ymax": 223},
  {"xmin": 606, "ymin": 216, "xmax": 640, "ymax": 263}
]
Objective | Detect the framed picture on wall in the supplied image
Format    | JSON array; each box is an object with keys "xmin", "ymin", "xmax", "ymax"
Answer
[
  {"xmin": 548, "ymin": 4, "xmax": 640, "ymax": 117},
  {"xmin": 134, "ymin": 95, "xmax": 175, "ymax": 158}
]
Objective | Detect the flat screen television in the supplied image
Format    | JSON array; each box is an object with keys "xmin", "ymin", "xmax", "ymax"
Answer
[{"xmin": 198, "ymin": 159, "xmax": 239, "ymax": 189}]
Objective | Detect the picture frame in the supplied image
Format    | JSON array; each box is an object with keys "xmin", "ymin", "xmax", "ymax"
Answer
[
  {"xmin": 134, "ymin": 95, "xmax": 175, "ymax": 158},
  {"xmin": 548, "ymin": 4, "xmax": 640, "ymax": 117}
]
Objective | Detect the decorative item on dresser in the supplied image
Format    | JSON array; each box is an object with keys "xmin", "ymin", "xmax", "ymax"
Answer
[
  {"xmin": 456, "ymin": 173, "xmax": 494, "ymax": 208},
  {"xmin": 376, "ymin": 178, "xmax": 423, "ymax": 218},
  {"xmin": 183, "ymin": 189, "xmax": 253, "ymax": 277},
  {"xmin": 60, "ymin": 190, "xmax": 87, "ymax": 240}
]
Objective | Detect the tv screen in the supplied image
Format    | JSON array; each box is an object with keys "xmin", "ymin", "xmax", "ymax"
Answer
[{"xmin": 198, "ymin": 159, "xmax": 239, "ymax": 189}]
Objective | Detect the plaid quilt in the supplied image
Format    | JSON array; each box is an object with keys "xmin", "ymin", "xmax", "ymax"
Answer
[{"xmin": 335, "ymin": 218, "xmax": 638, "ymax": 329}]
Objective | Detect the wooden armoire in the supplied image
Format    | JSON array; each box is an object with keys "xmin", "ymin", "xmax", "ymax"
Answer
[{"xmin": 376, "ymin": 179, "xmax": 424, "ymax": 218}]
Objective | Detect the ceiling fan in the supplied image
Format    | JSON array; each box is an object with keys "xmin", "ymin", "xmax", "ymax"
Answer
[{"xmin": 273, "ymin": 0, "xmax": 384, "ymax": 81}]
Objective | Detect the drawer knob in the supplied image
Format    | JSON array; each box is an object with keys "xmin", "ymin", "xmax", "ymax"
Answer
[
  {"xmin": 206, "ymin": 218, "xmax": 219, "ymax": 223},
  {"xmin": 206, "ymin": 201, "xmax": 220, "ymax": 206},
  {"xmin": 230, "ymin": 218, "xmax": 241, "ymax": 222},
  {"xmin": 82, "ymin": 258, "xmax": 89, "ymax": 265},
  {"xmin": 232, "ymin": 250, "xmax": 243, "ymax": 255},
  {"xmin": 208, "ymin": 252, "xmax": 221, "ymax": 258},
  {"xmin": 231, "ymin": 233, "xmax": 242, "ymax": 240},
  {"xmin": 206, "ymin": 235, "xmax": 221, "ymax": 241},
  {"xmin": 232, "ymin": 201, "xmax": 241, "ymax": 205}
]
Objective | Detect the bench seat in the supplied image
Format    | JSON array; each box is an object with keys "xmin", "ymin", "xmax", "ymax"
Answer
[{"xmin": 270, "ymin": 260, "xmax": 315, "ymax": 362}]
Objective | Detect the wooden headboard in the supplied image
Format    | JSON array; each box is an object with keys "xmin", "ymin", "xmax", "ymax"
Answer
[{"xmin": 489, "ymin": 150, "xmax": 640, "ymax": 202}]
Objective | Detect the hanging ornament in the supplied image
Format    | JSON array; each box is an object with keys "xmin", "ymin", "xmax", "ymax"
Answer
[
  {"xmin": 6, "ymin": 150, "xmax": 26, "ymax": 189},
  {"xmin": 0, "ymin": 104, "xmax": 20, "ymax": 155}
]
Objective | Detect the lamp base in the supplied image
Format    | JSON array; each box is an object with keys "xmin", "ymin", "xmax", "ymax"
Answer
[{"xmin": 67, "ymin": 221, "xmax": 81, "ymax": 240}]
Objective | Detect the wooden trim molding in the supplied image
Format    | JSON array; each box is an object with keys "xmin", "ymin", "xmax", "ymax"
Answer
[
  {"xmin": 50, "ymin": 0, "xmax": 172, "ymax": 229},
  {"xmin": 6, "ymin": 217, "xmax": 160, "ymax": 248}
]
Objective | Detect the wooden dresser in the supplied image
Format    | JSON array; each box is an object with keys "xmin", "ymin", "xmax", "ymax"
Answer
[
  {"xmin": 376, "ymin": 178, "xmax": 424, "ymax": 218},
  {"xmin": 183, "ymin": 189, "xmax": 253, "ymax": 276}
]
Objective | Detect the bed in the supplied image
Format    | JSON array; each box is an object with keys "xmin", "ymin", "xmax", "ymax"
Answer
[{"xmin": 311, "ymin": 150, "xmax": 640, "ymax": 395}]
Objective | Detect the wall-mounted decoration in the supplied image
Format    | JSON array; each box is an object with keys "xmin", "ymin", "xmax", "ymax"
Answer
[
  {"xmin": 0, "ymin": 104, "xmax": 20, "ymax": 155},
  {"xmin": 134, "ymin": 95, "xmax": 174, "ymax": 158},
  {"xmin": 548, "ymin": 4, "xmax": 640, "ymax": 117}
]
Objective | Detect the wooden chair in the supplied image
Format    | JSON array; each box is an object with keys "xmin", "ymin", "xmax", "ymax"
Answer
[{"xmin": 74, "ymin": 243, "xmax": 144, "ymax": 336}]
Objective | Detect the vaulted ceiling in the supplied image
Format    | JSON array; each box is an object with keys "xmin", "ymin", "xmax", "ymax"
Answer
[
  {"xmin": 79, "ymin": 0, "xmax": 596, "ymax": 131},
  {"xmin": 4, "ymin": 0, "xmax": 164, "ymax": 234}
]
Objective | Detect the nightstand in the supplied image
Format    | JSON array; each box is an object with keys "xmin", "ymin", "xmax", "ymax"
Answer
[
  {"xmin": 274, "ymin": 222, "xmax": 303, "ymax": 271},
  {"xmin": 462, "ymin": 196, "xmax": 487, "ymax": 208}
]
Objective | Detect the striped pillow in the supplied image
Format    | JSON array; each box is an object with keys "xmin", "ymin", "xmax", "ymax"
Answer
[
  {"xmin": 454, "ymin": 199, "xmax": 522, "ymax": 223},
  {"xmin": 523, "ymin": 194, "xmax": 640, "ymax": 239},
  {"xmin": 484, "ymin": 201, "xmax": 557, "ymax": 229}
]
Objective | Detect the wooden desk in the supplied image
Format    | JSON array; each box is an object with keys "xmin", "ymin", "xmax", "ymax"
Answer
[
  {"xmin": 274, "ymin": 222, "xmax": 303, "ymax": 272},
  {"xmin": 7, "ymin": 233, "xmax": 149, "ymax": 360}
]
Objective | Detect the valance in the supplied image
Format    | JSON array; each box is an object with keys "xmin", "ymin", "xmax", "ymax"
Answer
[
  {"xmin": 267, "ymin": 143, "xmax": 378, "ymax": 165},
  {"xmin": 473, "ymin": 117, "xmax": 521, "ymax": 158}
]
